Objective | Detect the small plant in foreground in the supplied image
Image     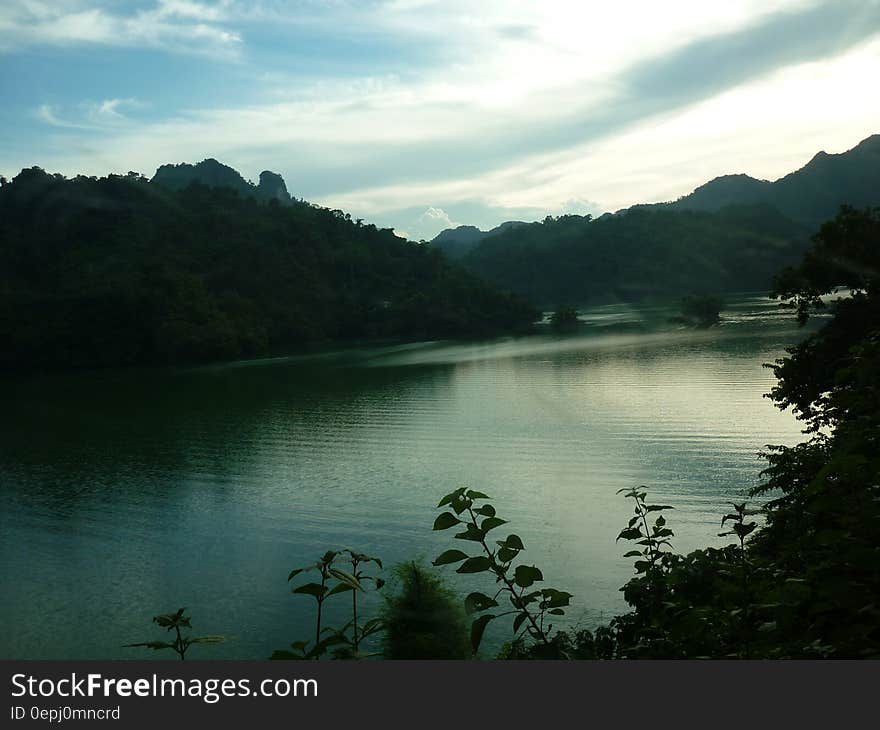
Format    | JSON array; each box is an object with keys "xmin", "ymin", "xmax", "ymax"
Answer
[
  {"xmin": 273, "ymin": 549, "xmax": 384, "ymax": 660},
  {"xmin": 432, "ymin": 486, "xmax": 572, "ymax": 654},
  {"xmin": 719, "ymin": 501, "xmax": 761, "ymax": 657},
  {"xmin": 382, "ymin": 561, "xmax": 471, "ymax": 659},
  {"xmin": 124, "ymin": 608, "xmax": 226, "ymax": 660},
  {"xmin": 616, "ymin": 487, "xmax": 675, "ymax": 579}
]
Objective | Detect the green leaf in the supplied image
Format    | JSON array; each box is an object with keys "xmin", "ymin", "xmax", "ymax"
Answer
[
  {"xmin": 328, "ymin": 567, "xmax": 364, "ymax": 590},
  {"xmin": 326, "ymin": 582, "xmax": 355, "ymax": 596},
  {"xmin": 451, "ymin": 495, "xmax": 472, "ymax": 515},
  {"xmin": 293, "ymin": 582, "xmax": 327, "ymax": 598},
  {"xmin": 189, "ymin": 635, "xmax": 227, "ymax": 645},
  {"xmin": 513, "ymin": 565, "xmax": 543, "ymax": 588},
  {"xmin": 518, "ymin": 590, "xmax": 542, "ymax": 606},
  {"xmin": 616, "ymin": 527, "xmax": 642, "ymax": 541},
  {"xmin": 457, "ymin": 556, "xmax": 493, "ymax": 573},
  {"xmin": 320, "ymin": 550, "xmax": 339, "ymax": 565},
  {"xmin": 433, "ymin": 512, "xmax": 461, "ymax": 530},
  {"xmin": 153, "ymin": 609, "xmax": 190, "ymax": 629},
  {"xmin": 623, "ymin": 550, "xmax": 642, "ymax": 558},
  {"xmin": 437, "ymin": 487, "xmax": 466, "ymax": 508},
  {"xmin": 480, "ymin": 517, "xmax": 508, "ymax": 533},
  {"xmin": 432, "ymin": 549, "xmax": 470, "ymax": 566},
  {"xmin": 466, "ymin": 490, "xmax": 491, "ymax": 500},
  {"xmin": 497, "ymin": 546, "xmax": 518, "ymax": 563},
  {"xmin": 646, "ymin": 505, "xmax": 674, "ymax": 512},
  {"xmin": 464, "ymin": 592, "xmax": 499, "ymax": 615},
  {"xmin": 454, "ymin": 524, "xmax": 485, "ymax": 542},
  {"xmin": 501, "ymin": 534, "xmax": 525, "ymax": 551},
  {"xmin": 470, "ymin": 614, "xmax": 495, "ymax": 652},
  {"xmin": 269, "ymin": 650, "xmax": 304, "ymax": 660},
  {"xmin": 476, "ymin": 505, "xmax": 496, "ymax": 517},
  {"xmin": 513, "ymin": 612, "xmax": 529, "ymax": 634},
  {"xmin": 123, "ymin": 641, "xmax": 176, "ymax": 651},
  {"xmin": 548, "ymin": 608, "xmax": 565, "ymax": 616},
  {"xmin": 287, "ymin": 568, "xmax": 307, "ymax": 581},
  {"xmin": 541, "ymin": 589, "xmax": 573, "ymax": 608}
]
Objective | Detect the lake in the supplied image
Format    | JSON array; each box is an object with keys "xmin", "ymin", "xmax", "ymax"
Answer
[{"xmin": 0, "ymin": 294, "xmax": 810, "ymax": 658}]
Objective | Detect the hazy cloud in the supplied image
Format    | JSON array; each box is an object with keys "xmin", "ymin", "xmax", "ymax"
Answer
[
  {"xmin": 3, "ymin": 0, "xmax": 879, "ymax": 232},
  {"xmin": 0, "ymin": 0, "xmax": 242, "ymax": 56}
]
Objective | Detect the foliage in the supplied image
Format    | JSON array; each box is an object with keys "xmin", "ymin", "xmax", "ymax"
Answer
[
  {"xmin": 432, "ymin": 487, "xmax": 572, "ymax": 655},
  {"xmin": 459, "ymin": 205, "xmax": 809, "ymax": 306},
  {"xmin": 600, "ymin": 206, "xmax": 880, "ymax": 659},
  {"xmin": 679, "ymin": 293, "xmax": 724, "ymax": 327},
  {"xmin": 0, "ymin": 167, "xmax": 538, "ymax": 371},
  {"xmin": 124, "ymin": 608, "xmax": 226, "ymax": 660},
  {"xmin": 273, "ymin": 549, "xmax": 384, "ymax": 660},
  {"xmin": 549, "ymin": 304, "xmax": 580, "ymax": 330},
  {"xmin": 381, "ymin": 561, "xmax": 471, "ymax": 659}
]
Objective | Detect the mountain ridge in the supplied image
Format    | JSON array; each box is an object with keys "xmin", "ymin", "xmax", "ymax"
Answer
[{"xmin": 152, "ymin": 158, "xmax": 294, "ymax": 205}]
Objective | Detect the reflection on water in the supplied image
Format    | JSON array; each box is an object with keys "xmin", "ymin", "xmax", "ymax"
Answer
[{"xmin": 0, "ymin": 294, "xmax": 810, "ymax": 658}]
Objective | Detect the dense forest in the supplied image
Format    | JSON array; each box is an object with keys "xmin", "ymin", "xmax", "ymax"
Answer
[
  {"xmin": 434, "ymin": 134, "xmax": 880, "ymax": 307},
  {"xmin": 0, "ymin": 167, "xmax": 536, "ymax": 371},
  {"xmin": 456, "ymin": 204, "xmax": 810, "ymax": 306}
]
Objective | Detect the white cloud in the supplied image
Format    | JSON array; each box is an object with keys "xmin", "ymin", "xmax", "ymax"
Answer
[
  {"xmin": 4, "ymin": 0, "xmax": 879, "ymax": 234},
  {"xmin": 89, "ymin": 98, "xmax": 144, "ymax": 121},
  {"xmin": 415, "ymin": 207, "xmax": 459, "ymax": 238},
  {"xmin": 0, "ymin": 0, "xmax": 241, "ymax": 56},
  {"xmin": 34, "ymin": 104, "xmax": 95, "ymax": 129}
]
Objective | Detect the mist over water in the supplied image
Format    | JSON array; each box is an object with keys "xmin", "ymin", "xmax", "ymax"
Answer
[{"xmin": 0, "ymin": 294, "xmax": 809, "ymax": 658}]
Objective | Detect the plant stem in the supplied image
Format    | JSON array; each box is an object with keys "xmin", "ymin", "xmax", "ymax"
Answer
[
  {"xmin": 316, "ymin": 567, "xmax": 327, "ymax": 653},
  {"xmin": 467, "ymin": 505, "xmax": 549, "ymax": 645},
  {"xmin": 175, "ymin": 626, "xmax": 185, "ymax": 661},
  {"xmin": 351, "ymin": 558, "xmax": 360, "ymax": 651}
]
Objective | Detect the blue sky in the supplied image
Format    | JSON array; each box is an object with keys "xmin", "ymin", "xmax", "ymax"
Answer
[{"xmin": 2, "ymin": 0, "xmax": 879, "ymax": 240}]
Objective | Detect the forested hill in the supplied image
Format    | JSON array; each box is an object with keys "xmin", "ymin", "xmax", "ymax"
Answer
[
  {"xmin": 430, "ymin": 134, "xmax": 879, "ymax": 306},
  {"xmin": 431, "ymin": 221, "xmax": 527, "ymax": 258},
  {"xmin": 459, "ymin": 204, "xmax": 811, "ymax": 306},
  {"xmin": 0, "ymin": 167, "xmax": 537, "ymax": 371},
  {"xmin": 152, "ymin": 158, "xmax": 293, "ymax": 205},
  {"xmin": 663, "ymin": 134, "xmax": 880, "ymax": 228}
]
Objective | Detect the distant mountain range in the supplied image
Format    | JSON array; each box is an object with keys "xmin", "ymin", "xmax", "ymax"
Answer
[
  {"xmin": 431, "ymin": 221, "xmax": 527, "ymax": 258},
  {"xmin": 660, "ymin": 133, "xmax": 880, "ymax": 227},
  {"xmin": 431, "ymin": 134, "xmax": 880, "ymax": 305}
]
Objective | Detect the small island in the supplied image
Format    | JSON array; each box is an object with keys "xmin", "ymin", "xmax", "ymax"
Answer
[{"xmin": 676, "ymin": 293, "xmax": 725, "ymax": 327}]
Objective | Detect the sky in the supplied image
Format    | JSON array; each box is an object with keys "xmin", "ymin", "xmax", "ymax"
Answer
[{"xmin": 1, "ymin": 0, "xmax": 879, "ymax": 240}]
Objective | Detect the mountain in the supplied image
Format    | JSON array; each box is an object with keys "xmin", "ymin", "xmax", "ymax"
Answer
[
  {"xmin": 152, "ymin": 158, "xmax": 294, "ymax": 205},
  {"xmin": 441, "ymin": 134, "xmax": 880, "ymax": 306},
  {"xmin": 459, "ymin": 204, "xmax": 811, "ymax": 306},
  {"xmin": 0, "ymin": 166, "xmax": 536, "ymax": 371},
  {"xmin": 666, "ymin": 134, "xmax": 880, "ymax": 228},
  {"xmin": 431, "ymin": 220, "xmax": 527, "ymax": 258}
]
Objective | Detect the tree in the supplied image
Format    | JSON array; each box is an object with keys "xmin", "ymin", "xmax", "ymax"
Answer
[
  {"xmin": 679, "ymin": 293, "xmax": 724, "ymax": 327},
  {"xmin": 549, "ymin": 304, "xmax": 579, "ymax": 330}
]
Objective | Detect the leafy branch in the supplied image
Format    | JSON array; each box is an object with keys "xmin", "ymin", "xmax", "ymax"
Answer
[
  {"xmin": 124, "ymin": 608, "xmax": 226, "ymax": 660},
  {"xmin": 432, "ymin": 487, "xmax": 572, "ymax": 653}
]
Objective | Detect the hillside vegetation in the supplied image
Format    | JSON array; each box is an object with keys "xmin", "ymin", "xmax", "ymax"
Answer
[
  {"xmin": 460, "ymin": 204, "xmax": 809, "ymax": 306},
  {"xmin": 0, "ymin": 167, "xmax": 536, "ymax": 371}
]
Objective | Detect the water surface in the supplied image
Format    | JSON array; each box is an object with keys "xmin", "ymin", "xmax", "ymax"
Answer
[{"xmin": 0, "ymin": 294, "xmax": 810, "ymax": 658}]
